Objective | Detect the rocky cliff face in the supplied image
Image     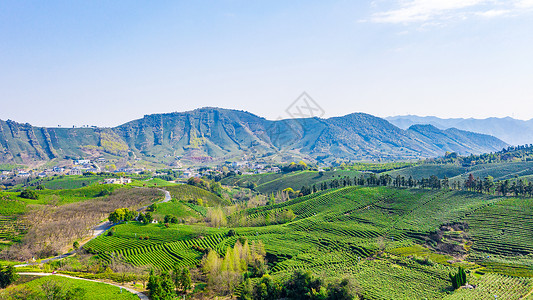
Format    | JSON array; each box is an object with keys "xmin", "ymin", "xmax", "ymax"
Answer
[{"xmin": 0, "ymin": 107, "xmax": 509, "ymax": 166}]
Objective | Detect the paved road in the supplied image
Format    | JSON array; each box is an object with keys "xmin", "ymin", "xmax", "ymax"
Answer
[
  {"xmin": 18, "ymin": 272, "xmax": 148, "ymax": 300},
  {"xmin": 159, "ymin": 189, "xmax": 171, "ymax": 203},
  {"xmin": 137, "ymin": 188, "xmax": 171, "ymax": 211},
  {"xmin": 15, "ymin": 188, "xmax": 171, "ymax": 268}
]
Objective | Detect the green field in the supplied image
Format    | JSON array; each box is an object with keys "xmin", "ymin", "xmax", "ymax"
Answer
[
  {"xmin": 129, "ymin": 177, "xmax": 178, "ymax": 187},
  {"xmin": 385, "ymin": 161, "xmax": 533, "ymax": 182},
  {"xmin": 221, "ymin": 170, "xmax": 362, "ymax": 194},
  {"xmin": 163, "ymin": 184, "xmax": 229, "ymax": 206},
  {"xmin": 151, "ymin": 200, "xmax": 204, "ymax": 220},
  {"xmin": 81, "ymin": 186, "xmax": 533, "ymax": 299},
  {"xmin": 4, "ymin": 164, "xmax": 533, "ymax": 299},
  {"xmin": 40, "ymin": 175, "xmax": 106, "ymax": 190},
  {"xmin": 0, "ymin": 275, "xmax": 138, "ymax": 299},
  {"xmin": 386, "ymin": 164, "xmax": 468, "ymax": 180}
]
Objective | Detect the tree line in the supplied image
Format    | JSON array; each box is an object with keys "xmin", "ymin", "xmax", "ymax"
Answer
[{"xmin": 298, "ymin": 173, "xmax": 533, "ymax": 197}]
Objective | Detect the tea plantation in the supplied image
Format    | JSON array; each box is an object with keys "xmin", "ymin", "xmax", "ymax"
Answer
[{"xmin": 83, "ymin": 186, "xmax": 533, "ymax": 299}]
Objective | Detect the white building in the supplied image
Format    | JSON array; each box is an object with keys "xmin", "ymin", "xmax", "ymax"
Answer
[
  {"xmin": 104, "ymin": 177, "xmax": 132, "ymax": 184},
  {"xmin": 69, "ymin": 168, "xmax": 82, "ymax": 176}
]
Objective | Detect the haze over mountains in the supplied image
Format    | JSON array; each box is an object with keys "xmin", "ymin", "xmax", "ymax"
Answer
[
  {"xmin": 0, "ymin": 108, "xmax": 508, "ymax": 167},
  {"xmin": 387, "ymin": 115, "xmax": 533, "ymax": 146}
]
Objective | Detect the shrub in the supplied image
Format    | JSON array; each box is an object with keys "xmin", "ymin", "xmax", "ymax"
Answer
[{"xmin": 19, "ymin": 189, "xmax": 39, "ymax": 199}]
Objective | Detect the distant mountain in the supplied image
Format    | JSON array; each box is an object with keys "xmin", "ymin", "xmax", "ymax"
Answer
[
  {"xmin": 0, "ymin": 108, "xmax": 508, "ymax": 167},
  {"xmin": 386, "ymin": 115, "xmax": 533, "ymax": 146}
]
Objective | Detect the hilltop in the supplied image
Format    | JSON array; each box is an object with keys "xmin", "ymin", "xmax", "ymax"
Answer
[
  {"xmin": 387, "ymin": 115, "xmax": 533, "ymax": 146},
  {"xmin": 0, "ymin": 107, "xmax": 507, "ymax": 167}
]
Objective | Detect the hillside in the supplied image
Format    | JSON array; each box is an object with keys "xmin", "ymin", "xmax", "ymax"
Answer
[
  {"xmin": 387, "ymin": 115, "xmax": 533, "ymax": 146},
  {"xmin": 0, "ymin": 108, "xmax": 508, "ymax": 167},
  {"xmin": 83, "ymin": 186, "xmax": 533, "ymax": 299},
  {"xmin": 221, "ymin": 169, "xmax": 363, "ymax": 194}
]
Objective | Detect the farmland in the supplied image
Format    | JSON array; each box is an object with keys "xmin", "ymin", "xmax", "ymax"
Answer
[
  {"xmin": 80, "ymin": 185, "xmax": 533, "ymax": 299},
  {"xmin": 3, "ymin": 166, "xmax": 533, "ymax": 299},
  {"xmin": 220, "ymin": 169, "xmax": 362, "ymax": 194},
  {"xmin": 0, "ymin": 275, "xmax": 138, "ymax": 299}
]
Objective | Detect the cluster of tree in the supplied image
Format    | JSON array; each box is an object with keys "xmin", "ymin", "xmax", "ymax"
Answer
[
  {"xmin": 206, "ymin": 207, "xmax": 227, "ymax": 227},
  {"xmin": 108, "ymin": 208, "xmax": 155, "ymax": 225},
  {"xmin": 154, "ymin": 169, "xmax": 181, "ymax": 181},
  {"xmin": 0, "ymin": 265, "xmax": 18, "ymax": 288},
  {"xmin": 19, "ymin": 189, "xmax": 39, "ymax": 199},
  {"xmin": 428, "ymin": 144, "xmax": 533, "ymax": 166},
  {"xmin": 187, "ymin": 177, "xmax": 224, "ymax": 197},
  {"xmin": 341, "ymin": 161, "xmax": 416, "ymax": 173},
  {"xmin": 240, "ymin": 270, "xmax": 359, "ymax": 300},
  {"xmin": 147, "ymin": 265, "xmax": 192, "ymax": 299},
  {"xmin": 138, "ymin": 212, "xmax": 154, "ymax": 224},
  {"xmin": 1, "ymin": 188, "xmax": 161, "ymax": 261},
  {"xmin": 281, "ymin": 161, "xmax": 308, "ymax": 173},
  {"xmin": 163, "ymin": 215, "xmax": 179, "ymax": 224},
  {"xmin": 297, "ymin": 171, "xmax": 533, "ymax": 198},
  {"xmin": 449, "ymin": 267, "xmax": 467, "ymax": 290},
  {"xmin": 462, "ymin": 174, "xmax": 533, "ymax": 197},
  {"xmin": 108, "ymin": 208, "xmax": 138, "ymax": 223},
  {"xmin": 202, "ymin": 239, "xmax": 267, "ymax": 294},
  {"xmin": 147, "ymin": 270, "xmax": 175, "ymax": 300}
]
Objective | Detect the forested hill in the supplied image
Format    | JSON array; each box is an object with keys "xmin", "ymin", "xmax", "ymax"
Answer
[{"xmin": 0, "ymin": 108, "xmax": 508, "ymax": 166}]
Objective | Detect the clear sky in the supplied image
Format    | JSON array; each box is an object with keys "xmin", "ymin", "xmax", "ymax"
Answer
[{"xmin": 1, "ymin": 0, "xmax": 533, "ymax": 127}]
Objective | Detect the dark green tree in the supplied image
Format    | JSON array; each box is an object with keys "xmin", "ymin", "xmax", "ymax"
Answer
[
  {"xmin": 148, "ymin": 270, "xmax": 175, "ymax": 300},
  {"xmin": 254, "ymin": 274, "xmax": 280, "ymax": 300},
  {"xmin": 449, "ymin": 267, "xmax": 467, "ymax": 290},
  {"xmin": 19, "ymin": 189, "xmax": 39, "ymax": 200},
  {"xmin": 0, "ymin": 265, "xmax": 19, "ymax": 288},
  {"xmin": 164, "ymin": 215, "xmax": 172, "ymax": 223},
  {"xmin": 143, "ymin": 212, "xmax": 153, "ymax": 224},
  {"xmin": 283, "ymin": 270, "xmax": 322, "ymax": 300}
]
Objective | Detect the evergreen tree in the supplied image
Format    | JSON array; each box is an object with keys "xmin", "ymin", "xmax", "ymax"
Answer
[
  {"xmin": 449, "ymin": 267, "xmax": 467, "ymax": 290},
  {"xmin": 0, "ymin": 265, "xmax": 19, "ymax": 288}
]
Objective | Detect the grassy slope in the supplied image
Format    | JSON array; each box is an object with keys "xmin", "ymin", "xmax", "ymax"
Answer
[
  {"xmin": 163, "ymin": 184, "xmax": 229, "ymax": 206},
  {"xmin": 221, "ymin": 170, "xmax": 362, "ymax": 194},
  {"xmin": 83, "ymin": 186, "xmax": 533, "ymax": 299},
  {"xmin": 385, "ymin": 161, "xmax": 533, "ymax": 182},
  {"xmin": 129, "ymin": 178, "xmax": 178, "ymax": 187},
  {"xmin": 152, "ymin": 200, "xmax": 203, "ymax": 220},
  {"xmin": 450, "ymin": 161, "xmax": 533, "ymax": 181},
  {"xmin": 386, "ymin": 164, "xmax": 468, "ymax": 180},
  {"xmin": 0, "ymin": 275, "xmax": 138, "ymax": 299},
  {"xmin": 41, "ymin": 176, "xmax": 106, "ymax": 190}
]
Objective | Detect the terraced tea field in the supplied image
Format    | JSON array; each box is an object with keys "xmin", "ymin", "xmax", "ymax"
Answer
[
  {"xmin": 220, "ymin": 170, "xmax": 362, "ymax": 194},
  {"xmin": 84, "ymin": 186, "xmax": 533, "ymax": 299},
  {"xmin": 0, "ymin": 216, "xmax": 26, "ymax": 248}
]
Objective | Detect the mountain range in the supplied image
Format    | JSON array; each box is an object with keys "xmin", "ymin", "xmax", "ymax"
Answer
[
  {"xmin": 0, "ymin": 108, "xmax": 508, "ymax": 167},
  {"xmin": 386, "ymin": 115, "xmax": 533, "ymax": 146}
]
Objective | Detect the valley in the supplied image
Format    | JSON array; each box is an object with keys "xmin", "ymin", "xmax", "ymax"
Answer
[{"xmin": 2, "ymin": 150, "xmax": 533, "ymax": 299}]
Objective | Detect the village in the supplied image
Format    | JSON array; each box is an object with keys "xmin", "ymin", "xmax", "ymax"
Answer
[{"xmin": 0, "ymin": 157, "xmax": 281, "ymax": 185}]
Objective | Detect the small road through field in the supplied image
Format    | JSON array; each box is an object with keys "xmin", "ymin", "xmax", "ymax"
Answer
[
  {"xmin": 18, "ymin": 272, "xmax": 148, "ymax": 300},
  {"xmin": 14, "ymin": 187, "xmax": 171, "ymax": 268}
]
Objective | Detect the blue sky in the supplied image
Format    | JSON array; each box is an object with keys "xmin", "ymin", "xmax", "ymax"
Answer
[{"xmin": 1, "ymin": 0, "xmax": 533, "ymax": 127}]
